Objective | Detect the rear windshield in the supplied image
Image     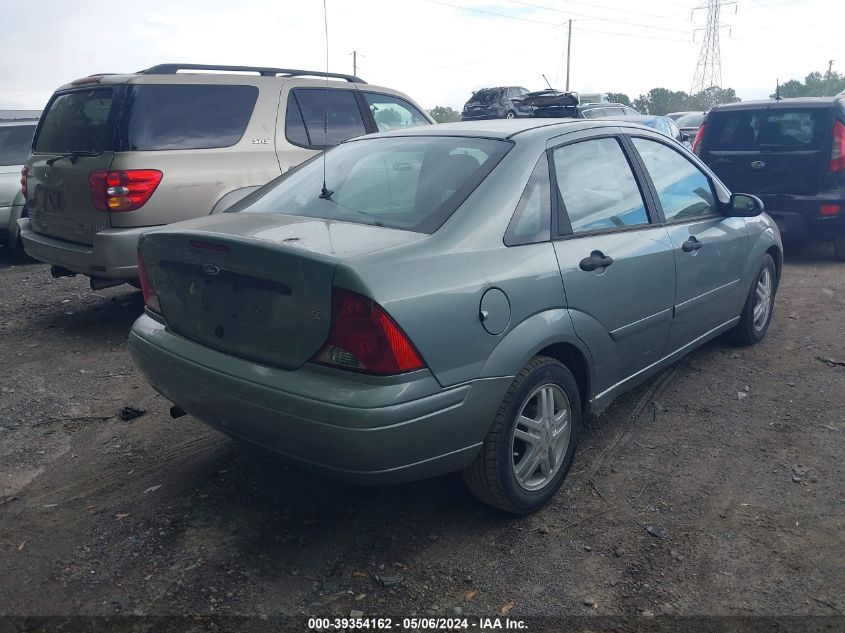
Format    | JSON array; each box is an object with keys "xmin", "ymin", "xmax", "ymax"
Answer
[
  {"xmin": 469, "ymin": 90, "xmax": 500, "ymax": 105},
  {"xmin": 33, "ymin": 88, "xmax": 115, "ymax": 154},
  {"xmin": 234, "ymin": 136, "xmax": 511, "ymax": 233},
  {"xmin": 118, "ymin": 84, "xmax": 258, "ymax": 150},
  {"xmin": 0, "ymin": 124, "xmax": 37, "ymax": 165},
  {"xmin": 707, "ymin": 108, "xmax": 830, "ymax": 150},
  {"xmin": 675, "ymin": 112, "xmax": 704, "ymax": 128}
]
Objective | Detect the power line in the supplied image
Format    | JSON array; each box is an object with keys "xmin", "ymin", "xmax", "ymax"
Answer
[
  {"xmin": 422, "ymin": 0, "xmax": 561, "ymax": 26},
  {"xmin": 504, "ymin": 0, "xmax": 693, "ymax": 33}
]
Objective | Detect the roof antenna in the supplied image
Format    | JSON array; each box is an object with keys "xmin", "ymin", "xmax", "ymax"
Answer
[
  {"xmin": 542, "ymin": 74, "xmax": 554, "ymax": 90},
  {"xmin": 775, "ymin": 77, "xmax": 781, "ymax": 101},
  {"xmin": 319, "ymin": 0, "xmax": 334, "ymax": 200}
]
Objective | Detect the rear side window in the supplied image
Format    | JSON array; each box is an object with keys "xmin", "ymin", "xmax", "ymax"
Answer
[
  {"xmin": 362, "ymin": 92, "xmax": 429, "ymax": 132},
  {"xmin": 238, "ymin": 136, "xmax": 511, "ymax": 234},
  {"xmin": 708, "ymin": 108, "xmax": 830, "ymax": 150},
  {"xmin": 505, "ymin": 153, "xmax": 551, "ymax": 246},
  {"xmin": 553, "ymin": 137, "xmax": 649, "ymax": 233},
  {"xmin": 285, "ymin": 89, "xmax": 367, "ymax": 150},
  {"xmin": 0, "ymin": 124, "xmax": 36, "ymax": 165},
  {"xmin": 34, "ymin": 88, "xmax": 115, "ymax": 153},
  {"xmin": 119, "ymin": 84, "xmax": 258, "ymax": 150}
]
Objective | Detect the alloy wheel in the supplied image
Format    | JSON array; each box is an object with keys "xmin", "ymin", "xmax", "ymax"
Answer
[
  {"xmin": 511, "ymin": 384, "xmax": 571, "ymax": 491},
  {"xmin": 753, "ymin": 267, "xmax": 773, "ymax": 332}
]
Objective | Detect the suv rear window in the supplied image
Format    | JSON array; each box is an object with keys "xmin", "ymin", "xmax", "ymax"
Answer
[
  {"xmin": 119, "ymin": 84, "xmax": 257, "ymax": 151},
  {"xmin": 707, "ymin": 108, "xmax": 830, "ymax": 150},
  {"xmin": 0, "ymin": 124, "xmax": 37, "ymax": 165},
  {"xmin": 34, "ymin": 88, "xmax": 115, "ymax": 154},
  {"xmin": 235, "ymin": 136, "xmax": 511, "ymax": 234}
]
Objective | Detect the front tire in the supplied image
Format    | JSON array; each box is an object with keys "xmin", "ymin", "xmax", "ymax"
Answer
[
  {"xmin": 505, "ymin": 110, "xmax": 516, "ymax": 119},
  {"xmin": 728, "ymin": 254, "xmax": 777, "ymax": 345},
  {"xmin": 464, "ymin": 356, "xmax": 581, "ymax": 514}
]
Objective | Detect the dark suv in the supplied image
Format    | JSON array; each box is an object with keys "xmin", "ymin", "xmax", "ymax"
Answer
[
  {"xmin": 461, "ymin": 87, "xmax": 531, "ymax": 120},
  {"xmin": 694, "ymin": 97, "xmax": 845, "ymax": 259}
]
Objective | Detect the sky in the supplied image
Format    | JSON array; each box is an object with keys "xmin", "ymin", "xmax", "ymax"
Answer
[{"xmin": 0, "ymin": 0, "xmax": 841, "ymax": 112}]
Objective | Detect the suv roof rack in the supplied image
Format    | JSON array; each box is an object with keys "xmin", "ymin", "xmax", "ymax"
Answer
[{"xmin": 141, "ymin": 63, "xmax": 365, "ymax": 83}]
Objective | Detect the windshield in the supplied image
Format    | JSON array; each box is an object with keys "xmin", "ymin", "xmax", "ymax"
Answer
[
  {"xmin": 675, "ymin": 112, "xmax": 705, "ymax": 128},
  {"xmin": 234, "ymin": 136, "xmax": 511, "ymax": 234},
  {"xmin": 33, "ymin": 88, "xmax": 116, "ymax": 154},
  {"xmin": 0, "ymin": 124, "xmax": 37, "ymax": 166}
]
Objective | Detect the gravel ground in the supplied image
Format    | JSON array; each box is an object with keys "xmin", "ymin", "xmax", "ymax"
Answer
[{"xmin": 0, "ymin": 242, "xmax": 842, "ymax": 627}]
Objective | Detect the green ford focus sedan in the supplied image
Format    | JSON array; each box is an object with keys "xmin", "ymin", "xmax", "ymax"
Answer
[{"xmin": 129, "ymin": 119, "xmax": 782, "ymax": 514}]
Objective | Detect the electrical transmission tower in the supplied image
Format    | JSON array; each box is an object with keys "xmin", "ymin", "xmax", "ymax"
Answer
[{"xmin": 691, "ymin": 0, "xmax": 730, "ymax": 106}]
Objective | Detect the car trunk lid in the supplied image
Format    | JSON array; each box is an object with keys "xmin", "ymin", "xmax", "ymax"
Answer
[
  {"xmin": 139, "ymin": 213, "xmax": 425, "ymax": 369},
  {"xmin": 26, "ymin": 86, "xmax": 119, "ymax": 245},
  {"xmin": 701, "ymin": 106, "xmax": 833, "ymax": 196}
]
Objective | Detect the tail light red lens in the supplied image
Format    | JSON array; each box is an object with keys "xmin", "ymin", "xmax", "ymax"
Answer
[
  {"xmin": 136, "ymin": 252, "xmax": 163, "ymax": 316},
  {"xmin": 820, "ymin": 204, "xmax": 841, "ymax": 217},
  {"xmin": 692, "ymin": 123, "xmax": 706, "ymax": 155},
  {"xmin": 89, "ymin": 170, "xmax": 163, "ymax": 212},
  {"xmin": 830, "ymin": 120, "xmax": 845, "ymax": 173},
  {"xmin": 20, "ymin": 165, "xmax": 29, "ymax": 198},
  {"xmin": 313, "ymin": 288, "xmax": 425, "ymax": 375}
]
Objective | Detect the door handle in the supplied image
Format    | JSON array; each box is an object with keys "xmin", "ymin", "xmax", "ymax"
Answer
[
  {"xmin": 579, "ymin": 251, "xmax": 614, "ymax": 272},
  {"xmin": 682, "ymin": 237, "xmax": 702, "ymax": 252}
]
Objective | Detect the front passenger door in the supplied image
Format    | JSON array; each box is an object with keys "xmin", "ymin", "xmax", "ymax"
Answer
[
  {"xmin": 550, "ymin": 136, "xmax": 676, "ymax": 395},
  {"xmin": 629, "ymin": 136, "xmax": 749, "ymax": 354}
]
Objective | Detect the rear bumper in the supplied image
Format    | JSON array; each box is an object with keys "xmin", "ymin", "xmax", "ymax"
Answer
[
  {"xmin": 758, "ymin": 194, "xmax": 845, "ymax": 241},
  {"xmin": 128, "ymin": 314, "xmax": 509, "ymax": 485},
  {"xmin": 18, "ymin": 218, "xmax": 150, "ymax": 278}
]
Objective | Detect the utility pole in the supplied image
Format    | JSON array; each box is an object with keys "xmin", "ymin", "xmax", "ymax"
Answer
[
  {"xmin": 352, "ymin": 50, "xmax": 357, "ymax": 77},
  {"xmin": 826, "ymin": 59, "xmax": 835, "ymax": 95},
  {"xmin": 565, "ymin": 19, "xmax": 572, "ymax": 92}
]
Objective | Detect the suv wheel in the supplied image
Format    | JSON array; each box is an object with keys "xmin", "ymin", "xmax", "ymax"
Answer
[
  {"xmin": 505, "ymin": 110, "xmax": 516, "ymax": 119},
  {"xmin": 729, "ymin": 254, "xmax": 777, "ymax": 345},
  {"xmin": 834, "ymin": 236, "xmax": 845, "ymax": 262},
  {"xmin": 464, "ymin": 356, "xmax": 581, "ymax": 514}
]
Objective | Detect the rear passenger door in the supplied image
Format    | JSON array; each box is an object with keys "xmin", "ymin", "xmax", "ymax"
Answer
[
  {"xmin": 628, "ymin": 135, "xmax": 749, "ymax": 353},
  {"xmin": 549, "ymin": 133, "xmax": 675, "ymax": 393}
]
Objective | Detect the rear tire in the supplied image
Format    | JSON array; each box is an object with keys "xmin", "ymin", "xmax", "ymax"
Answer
[
  {"xmin": 728, "ymin": 254, "xmax": 777, "ymax": 345},
  {"xmin": 834, "ymin": 236, "xmax": 845, "ymax": 262},
  {"xmin": 464, "ymin": 356, "xmax": 581, "ymax": 514},
  {"xmin": 505, "ymin": 110, "xmax": 516, "ymax": 119}
]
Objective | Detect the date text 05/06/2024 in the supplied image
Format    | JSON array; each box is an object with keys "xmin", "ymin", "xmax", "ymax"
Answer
[{"xmin": 307, "ymin": 617, "xmax": 528, "ymax": 630}]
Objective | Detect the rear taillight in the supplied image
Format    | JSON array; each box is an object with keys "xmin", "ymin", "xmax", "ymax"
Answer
[
  {"xmin": 20, "ymin": 166, "xmax": 29, "ymax": 198},
  {"xmin": 692, "ymin": 122, "xmax": 706, "ymax": 155},
  {"xmin": 820, "ymin": 204, "xmax": 841, "ymax": 217},
  {"xmin": 830, "ymin": 120, "xmax": 845, "ymax": 173},
  {"xmin": 136, "ymin": 251, "xmax": 163, "ymax": 315},
  {"xmin": 89, "ymin": 170, "xmax": 163, "ymax": 212},
  {"xmin": 313, "ymin": 288, "xmax": 425, "ymax": 375}
]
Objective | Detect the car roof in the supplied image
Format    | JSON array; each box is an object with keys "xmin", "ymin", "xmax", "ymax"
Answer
[
  {"xmin": 0, "ymin": 119, "xmax": 38, "ymax": 127},
  {"xmin": 711, "ymin": 97, "xmax": 843, "ymax": 111},
  {"xmin": 596, "ymin": 114, "xmax": 661, "ymax": 123},
  {"xmin": 357, "ymin": 118, "xmax": 631, "ymax": 141}
]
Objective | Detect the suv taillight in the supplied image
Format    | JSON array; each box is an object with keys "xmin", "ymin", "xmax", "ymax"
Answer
[
  {"xmin": 831, "ymin": 120, "xmax": 845, "ymax": 173},
  {"xmin": 89, "ymin": 170, "xmax": 163, "ymax": 212},
  {"xmin": 313, "ymin": 288, "xmax": 425, "ymax": 375},
  {"xmin": 136, "ymin": 252, "xmax": 163, "ymax": 315},
  {"xmin": 692, "ymin": 122, "xmax": 706, "ymax": 155},
  {"xmin": 20, "ymin": 165, "xmax": 29, "ymax": 198}
]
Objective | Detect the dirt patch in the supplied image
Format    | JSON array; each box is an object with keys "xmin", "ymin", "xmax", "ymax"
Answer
[{"xmin": 0, "ymin": 242, "xmax": 842, "ymax": 620}]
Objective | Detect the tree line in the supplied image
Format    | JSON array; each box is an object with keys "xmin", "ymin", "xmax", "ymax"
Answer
[{"xmin": 428, "ymin": 67, "xmax": 845, "ymax": 122}]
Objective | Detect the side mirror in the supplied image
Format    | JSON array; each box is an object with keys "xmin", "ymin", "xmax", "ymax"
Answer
[{"xmin": 729, "ymin": 193, "xmax": 764, "ymax": 217}]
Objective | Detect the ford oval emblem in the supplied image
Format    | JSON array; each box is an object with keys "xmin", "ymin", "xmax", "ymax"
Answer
[
  {"xmin": 750, "ymin": 160, "xmax": 766, "ymax": 169},
  {"xmin": 203, "ymin": 263, "xmax": 221, "ymax": 276}
]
